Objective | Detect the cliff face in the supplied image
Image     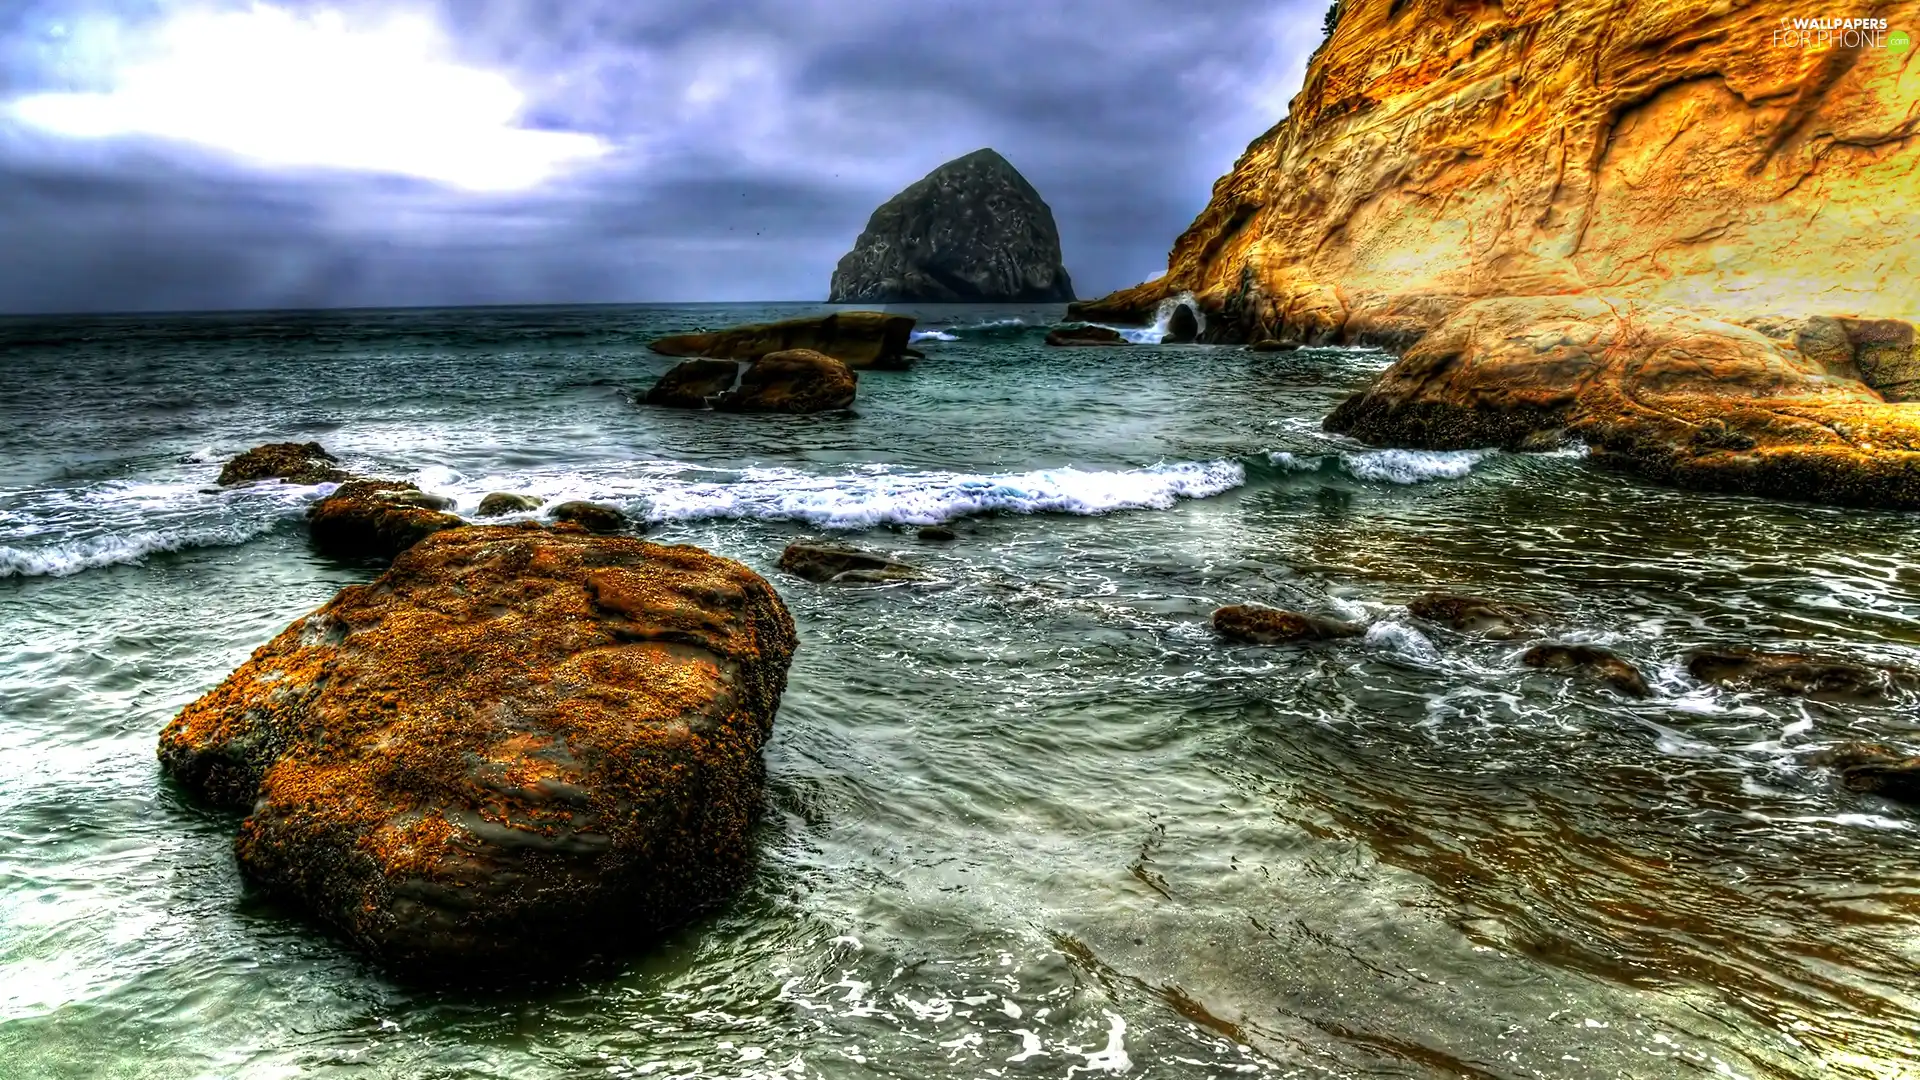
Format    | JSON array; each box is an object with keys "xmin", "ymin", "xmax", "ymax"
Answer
[
  {"xmin": 829, "ymin": 149, "xmax": 1075, "ymax": 304},
  {"xmin": 1081, "ymin": 0, "xmax": 1920, "ymax": 345}
]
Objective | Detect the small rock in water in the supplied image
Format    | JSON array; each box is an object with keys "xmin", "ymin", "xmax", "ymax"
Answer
[
  {"xmin": 1522, "ymin": 643, "xmax": 1650, "ymax": 698},
  {"xmin": 778, "ymin": 541, "xmax": 924, "ymax": 584},
  {"xmin": 644, "ymin": 358, "xmax": 740, "ymax": 409},
  {"xmin": 476, "ymin": 492, "xmax": 543, "ymax": 517},
  {"xmin": 1806, "ymin": 743, "xmax": 1920, "ymax": 803},
  {"xmin": 156, "ymin": 525, "xmax": 798, "ymax": 976},
  {"xmin": 307, "ymin": 480, "xmax": 463, "ymax": 561},
  {"xmin": 917, "ymin": 525, "xmax": 957, "ymax": 542},
  {"xmin": 1045, "ymin": 325, "xmax": 1129, "ymax": 347},
  {"xmin": 550, "ymin": 501, "xmax": 632, "ymax": 534},
  {"xmin": 1409, "ymin": 592, "xmax": 1539, "ymax": 639},
  {"xmin": 218, "ymin": 441, "xmax": 349, "ymax": 486},
  {"xmin": 1686, "ymin": 648, "xmax": 1912, "ymax": 704},
  {"xmin": 1212, "ymin": 604, "xmax": 1362, "ymax": 644},
  {"xmin": 718, "ymin": 350, "xmax": 858, "ymax": 414},
  {"xmin": 1246, "ymin": 339, "xmax": 1302, "ymax": 353}
]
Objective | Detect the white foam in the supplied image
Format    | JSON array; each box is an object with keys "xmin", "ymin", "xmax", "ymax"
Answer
[
  {"xmin": 1364, "ymin": 621, "xmax": 1441, "ymax": 664},
  {"xmin": 909, "ymin": 330, "xmax": 959, "ymax": 343},
  {"xmin": 1267, "ymin": 448, "xmax": 1490, "ymax": 484},
  {"xmin": 640, "ymin": 459, "xmax": 1247, "ymax": 529},
  {"xmin": 1107, "ymin": 291, "xmax": 1204, "ymax": 345},
  {"xmin": 1339, "ymin": 448, "xmax": 1490, "ymax": 484},
  {"xmin": 0, "ymin": 520, "xmax": 284, "ymax": 578}
]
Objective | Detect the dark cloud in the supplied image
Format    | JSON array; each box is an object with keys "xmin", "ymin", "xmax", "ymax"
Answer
[{"xmin": 0, "ymin": 0, "xmax": 1327, "ymax": 313}]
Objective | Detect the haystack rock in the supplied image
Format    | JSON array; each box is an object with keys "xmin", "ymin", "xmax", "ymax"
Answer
[
  {"xmin": 829, "ymin": 149, "xmax": 1075, "ymax": 304},
  {"xmin": 157, "ymin": 525, "xmax": 797, "ymax": 975},
  {"xmin": 1073, "ymin": 0, "xmax": 1920, "ymax": 509}
]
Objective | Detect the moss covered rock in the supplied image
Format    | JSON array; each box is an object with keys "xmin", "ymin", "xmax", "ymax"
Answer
[{"xmin": 157, "ymin": 525, "xmax": 798, "ymax": 976}]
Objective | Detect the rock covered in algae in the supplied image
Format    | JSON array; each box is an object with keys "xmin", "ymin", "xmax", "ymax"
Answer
[
  {"xmin": 157, "ymin": 524, "xmax": 798, "ymax": 975},
  {"xmin": 306, "ymin": 479, "xmax": 464, "ymax": 561},
  {"xmin": 1212, "ymin": 604, "xmax": 1361, "ymax": 644},
  {"xmin": 218, "ymin": 442, "xmax": 350, "ymax": 486},
  {"xmin": 717, "ymin": 350, "xmax": 858, "ymax": 414}
]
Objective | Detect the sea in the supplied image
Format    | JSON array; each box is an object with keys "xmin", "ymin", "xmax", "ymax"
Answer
[{"xmin": 1, "ymin": 302, "xmax": 1917, "ymax": 1079}]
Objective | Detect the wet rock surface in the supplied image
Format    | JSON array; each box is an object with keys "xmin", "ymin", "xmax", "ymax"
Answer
[
  {"xmin": 1045, "ymin": 325, "xmax": 1128, "ymax": 347},
  {"xmin": 218, "ymin": 442, "xmax": 350, "ymax": 487},
  {"xmin": 307, "ymin": 480, "xmax": 463, "ymax": 562},
  {"xmin": 1686, "ymin": 649, "xmax": 1914, "ymax": 704},
  {"xmin": 1408, "ymin": 593, "xmax": 1539, "ymax": 639},
  {"xmin": 156, "ymin": 525, "xmax": 798, "ymax": 976},
  {"xmin": 650, "ymin": 312, "xmax": 916, "ymax": 371},
  {"xmin": 1808, "ymin": 743, "xmax": 1920, "ymax": 804},
  {"xmin": 1522, "ymin": 643, "xmax": 1650, "ymax": 698},
  {"xmin": 644, "ymin": 359, "xmax": 740, "ymax": 408},
  {"xmin": 778, "ymin": 542, "xmax": 924, "ymax": 584},
  {"xmin": 717, "ymin": 350, "xmax": 858, "ymax": 414},
  {"xmin": 828, "ymin": 148, "xmax": 1074, "ymax": 304},
  {"xmin": 1212, "ymin": 605, "xmax": 1362, "ymax": 644},
  {"xmin": 475, "ymin": 492, "xmax": 543, "ymax": 518},
  {"xmin": 549, "ymin": 500, "xmax": 632, "ymax": 534}
]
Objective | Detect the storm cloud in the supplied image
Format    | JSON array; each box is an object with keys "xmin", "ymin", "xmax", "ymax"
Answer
[{"xmin": 0, "ymin": 0, "xmax": 1328, "ymax": 313}]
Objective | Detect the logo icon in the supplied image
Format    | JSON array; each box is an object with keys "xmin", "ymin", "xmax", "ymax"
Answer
[{"xmin": 1891, "ymin": 29, "xmax": 1912, "ymax": 52}]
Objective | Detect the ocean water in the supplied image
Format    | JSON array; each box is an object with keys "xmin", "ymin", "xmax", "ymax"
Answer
[{"xmin": 1, "ymin": 302, "xmax": 1918, "ymax": 1079}]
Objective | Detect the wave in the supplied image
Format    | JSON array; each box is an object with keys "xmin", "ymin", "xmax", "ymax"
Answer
[
  {"xmin": 1269, "ymin": 448, "xmax": 1491, "ymax": 485},
  {"xmin": 0, "ymin": 520, "xmax": 286, "ymax": 578},
  {"xmin": 910, "ymin": 318, "xmax": 1031, "ymax": 343}
]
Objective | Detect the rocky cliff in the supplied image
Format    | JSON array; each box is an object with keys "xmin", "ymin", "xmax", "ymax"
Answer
[
  {"xmin": 1080, "ymin": 0, "xmax": 1920, "ymax": 346},
  {"xmin": 1077, "ymin": 0, "xmax": 1920, "ymax": 508},
  {"xmin": 828, "ymin": 149, "xmax": 1075, "ymax": 304}
]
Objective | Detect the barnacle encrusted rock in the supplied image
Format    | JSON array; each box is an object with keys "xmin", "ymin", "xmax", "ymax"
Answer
[
  {"xmin": 306, "ymin": 479, "xmax": 464, "ymax": 560},
  {"xmin": 158, "ymin": 525, "xmax": 798, "ymax": 975},
  {"xmin": 218, "ymin": 442, "xmax": 350, "ymax": 486}
]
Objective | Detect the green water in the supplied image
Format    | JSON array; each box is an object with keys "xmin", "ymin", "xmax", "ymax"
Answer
[{"xmin": 1, "ymin": 304, "xmax": 1917, "ymax": 1078}]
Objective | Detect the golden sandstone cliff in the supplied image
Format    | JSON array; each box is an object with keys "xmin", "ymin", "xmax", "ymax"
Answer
[{"xmin": 1077, "ymin": 0, "xmax": 1920, "ymax": 507}]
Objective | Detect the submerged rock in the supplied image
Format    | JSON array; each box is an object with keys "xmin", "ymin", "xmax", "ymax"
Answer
[
  {"xmin": 828, "ymin": 148, "xmax": 1074, "ymax": 304},
  {"xmin": 650, "ymin": 311, "xmax": 916, "ymax": 371},
  {"xmin": 1247, "ymin": 339, "xmax": 1302, "ymax": 353},
  {"xmin": 718, "ymin": 350, "xmax": 857, "ymax": 414},
  {"xmin": 1045, "ymin": 325, "xmax": 1129, "ymax": 347},
  {"xmin": 1686, "ymin": 648, "xmax": 1913, "ymax": 704},
  {"xmin": 1522, "ymin": 643, "xmax": 1650, "ymax": 698},
  {"xmin": 218, "ymin": 442, "xmax": 349, "ymax": 487},
  {"xmin": 917, "ymin": 525, "xmax": 957, "ymax": 542},
  {"xmin": 549, "ymin": 501, "xmax": 632, "ymax": 534},
  {"xmin": 778, "ymin": 542, "xmax": 924, "ymax": 584},
  {"xmin": 1408, "ymin": 593, "xmax": 1539, "ymax": 639},
  {"xmin": 1212, "ymin": 604, "xmax": 1362, "ymax": 644},
  {"xmin": 475, "ymin": 492, "xmax": 543, "ymax": 518},
  {"xmin": 644, "ymin": 358, "xmax": 740, "ymax": 408},
  {"xmin": 157, "ymin": 526, "xmax": 798, "ymax": 976},
  {"xmin": 307, "ymin": 480, "xmax": 462, "ymax": 561},
  {"xmin": 1807, "ymin": 743, "xmax": 1920, "ymax": 804}
]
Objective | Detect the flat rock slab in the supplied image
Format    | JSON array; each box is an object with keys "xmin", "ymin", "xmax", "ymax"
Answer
[
  {"xmin": 1212, "ymin": 604, "xmax": 1361, "ymax": 644},
  {"xmin": 158, "ymin": 525, "xmax": 798, "ymax": 977},
  {"xmin": 651, "ymin": 312, "xmax": 915, "ymax": 371},
  {"xmin": 778, "ymin": 542, "xmax": 924, "ymax": 583}
]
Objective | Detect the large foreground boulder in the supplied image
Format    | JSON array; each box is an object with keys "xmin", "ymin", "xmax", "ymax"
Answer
[
  {"xmin": 307, "ymin": 480, "xmax": 463, "ymax": 561},
  {"xmin": 157, "ymin": 526, "xmax": 798, "ymax": 975},
  {"xmin": 218, "ymin": 442, "xmax": 350, "ymax": 486},
  {"xmin": 1324, "ymin": 297, "xmax": 1920, "ymax": 509},
  {"xmin": 650, "ymin": 311, "xmax": 916, "ymax": 371},
  {"xmin": 717, "ymin": 350, "xmax": 857, "ymax": 414},
  {"xmin": 828, "ymin": 148, "xmax": 1074, "ymax": 304}
]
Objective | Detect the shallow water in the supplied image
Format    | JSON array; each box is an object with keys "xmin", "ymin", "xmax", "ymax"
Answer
[{"xmin": 2, "ymin": 303, "xmax": 1918, "ymax": 1078}]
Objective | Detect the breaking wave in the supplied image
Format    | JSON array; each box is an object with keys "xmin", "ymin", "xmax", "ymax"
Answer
[
  {"xmin": 1269, "ymin": 448, "xmax": 1493, "ymax": 485},
  {"xmin": 0, "ymin": 520, "xmax": 287, "ymax": 578}
]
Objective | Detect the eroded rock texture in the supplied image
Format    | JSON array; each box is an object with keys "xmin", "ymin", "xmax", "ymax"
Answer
[
  {"xmin": 1076, "ymin": 0, "xmax": 1920, "ymax": 507},
  {"xmin": 829, "ymin": 149, "xmax": 1074, "ymax": 303},
  {"xmin": 158, "ymin": 525, "xmax": 797, "ymax": 976},
  {"xmin": 1078, "ymin": 0, "xmax": 1920, "ymax": 349}
]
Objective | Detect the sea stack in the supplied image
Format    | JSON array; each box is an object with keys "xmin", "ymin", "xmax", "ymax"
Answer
[{"xmin": 828, "ymin": 149, "xmax": 1075, "ymax": 304}]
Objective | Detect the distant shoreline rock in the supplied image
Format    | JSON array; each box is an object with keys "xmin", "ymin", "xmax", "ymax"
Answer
[
  {"xmin": 651, "ymin": 311, "xmax": 916, "ymax": 371},
  {"xmin": 829, "ymin": 148, "xmax": 1074, "ymax": 304}
]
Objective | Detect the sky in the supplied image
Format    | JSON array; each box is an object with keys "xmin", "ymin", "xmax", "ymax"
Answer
[{"xmin": 0, "ymin": 0, "xmax": 1328, "ymax": 313}]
